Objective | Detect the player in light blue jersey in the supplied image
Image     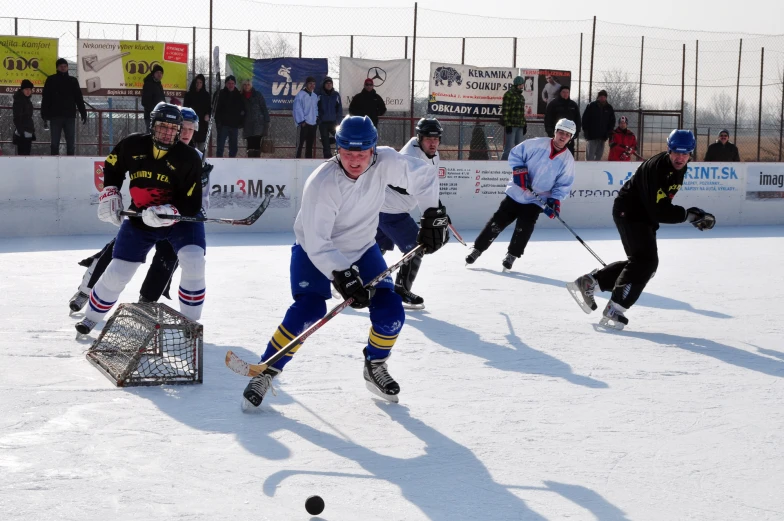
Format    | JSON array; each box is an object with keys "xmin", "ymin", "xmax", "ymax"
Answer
[{"xmin": 465, "ymin": 118, "xmax": 576, "ymax": 271}]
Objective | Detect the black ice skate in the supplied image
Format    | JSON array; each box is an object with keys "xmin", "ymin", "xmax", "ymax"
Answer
[
  {"xmin": 363, "ymin": 348, "xmax": 400, "ymax": 403},
  {"xmin": 566, "ymin": 272, "xmax": 598, "ymax": 313},
  {"xmin": 74, "ymin": 318, "xmax": 97, "ymax": 338},
  {"xmin": 69, "ymin": 291, "xmax": 89, "ymax": 313},
  {"xmin": 241, "ymin": 367, "xmax": 280, "ymax": 411},
  {"xmin": 502, "ymin": 253, "xmax": 516, "ymax": 272},
  {"xmin": 395, "ymin": 286, "xmax": 425, "ymax": 310},
  {"xmin": 598, "ymin": 300, "xmax": 629, "ymax": 331},
  {"xmin": 465, "ymin": 248, "xmax": 482, "ymax": 266},
  {"xmin": 138, "ymin": 295, "xmax": 155, "ymax": 303}
]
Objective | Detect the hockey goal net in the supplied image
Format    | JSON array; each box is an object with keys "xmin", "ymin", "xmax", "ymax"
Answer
[{"xmin": 86, "ymin": 303, "xmax": 203, "ymax": 387}]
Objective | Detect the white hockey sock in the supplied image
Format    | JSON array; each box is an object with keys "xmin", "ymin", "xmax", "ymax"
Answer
[
  {"xmin": 177, "ymin": 245, "xmax": 206, "ymax": 321},
  {"xmin": 84, "ymin": 259, "xmax": 141, "ymax": 322}
]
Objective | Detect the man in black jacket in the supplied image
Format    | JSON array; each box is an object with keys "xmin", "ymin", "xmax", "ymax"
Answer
[
  {"xmin": 582, "ymin": 89, "xmax": 615, "ymax": 160},
  {"xmin": 184, "ymin": 74, "xmax": 212, "ymax": 150},
  {"xmin": 41, "ymin": 58, "xmax": 87, "ymax": 156},
  {"xmin": 544, "ymin": 86, "xmax": 581, "ymax": 155},
  {"xmin": 141, "ymin": 65, "xmax": 166, "ymax": 129},
  {"xmin": 703, "ymin": 129, "xmax": 741, "ymax": 162},
  {"xmin": 214, "ymin": 75, "xmax": 245, "ymax": 157},
  {"xmin": 349, "ymin": 78, "xmax": 387, "ymax": 128}
]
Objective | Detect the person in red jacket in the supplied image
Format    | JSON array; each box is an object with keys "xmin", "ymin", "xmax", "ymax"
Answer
[{"xmin": 608, "ymin": 116, "xmax": 638, "ymax": 161}]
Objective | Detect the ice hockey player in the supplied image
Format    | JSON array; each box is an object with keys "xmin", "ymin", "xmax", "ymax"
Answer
[
  {"xmin": 566, "ymin": 129, "xmax": 715, "ymax": 330},
  {"xmin": 242, "ymin": 115, "xmax": 449, "ymax": 410},
  {"xmin": 374, "ymin": 116, "xmax": 443, "ymax": 310},
  {"xmin": 74, "ymin": 102, "xmax": 205, "ymax": 335},
  {"xmin": 68, "ymin": 107, "xmax": 212, "ymax": 312},
  {"xmin": 465, "ymin": 118, "xmax": 576, "ymax": 271}
]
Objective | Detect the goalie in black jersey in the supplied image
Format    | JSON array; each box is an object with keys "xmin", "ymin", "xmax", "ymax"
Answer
[{"xmin": 75, "ymin": 102, "xmax": 206, "ymax": 335}]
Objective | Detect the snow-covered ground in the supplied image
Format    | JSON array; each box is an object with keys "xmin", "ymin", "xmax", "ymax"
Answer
[{"xmin": 1, "ymin": 226, "xmax": 782, "ymax": 521}]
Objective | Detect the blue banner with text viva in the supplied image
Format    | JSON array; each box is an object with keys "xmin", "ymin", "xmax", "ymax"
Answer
[{"xmin": 226, "ymin": 55, "xmax": 328, "ymax": 110}]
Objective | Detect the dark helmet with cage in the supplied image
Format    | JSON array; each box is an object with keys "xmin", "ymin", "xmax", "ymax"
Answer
[
  {"xmin": 180, "ymin": 107, "xmax": 199, "ymax": 131},
  {"xmin": 149, "ymin": 102, "xmax": 183, "ymax": 152},
  {"xmin": 415, "ymin": 117, "xmax": 443, "ymax": 145}
]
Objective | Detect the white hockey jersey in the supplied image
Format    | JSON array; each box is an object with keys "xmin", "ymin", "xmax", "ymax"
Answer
[
  {"xmin": 294, "ymin": 146, "xmax": 440, "ymax": 278},
  {"xmin": 505, "ymin": 137, "xmax": 575, "ymax": 207},
  {"xmin": 380, "ymin": 137, "xmax": 440, "ymax": 214}
]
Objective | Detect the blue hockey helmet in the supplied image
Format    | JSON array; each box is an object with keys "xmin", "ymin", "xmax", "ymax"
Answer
[
  {"xmin": 180, "ymin": 106, "xmax": 199, "ymax": 131},
  {"xmin": 667, "ymin": 129, "xmax": 696, "ymax": 154},
  {"xmin": 335, "ymin": 115, "xmax": 378, "ymax": 151}
]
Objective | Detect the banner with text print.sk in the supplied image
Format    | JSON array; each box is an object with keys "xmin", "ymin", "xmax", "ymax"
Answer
[
  {"xmin": 428, "ymin": 62, "xmax": 518, "ymax": 117},
  {"xmin": 76, "ymin": 39, "xmax": 188, "ymax": 97},
  {"xmin": 0, "ymin": 36, "xmax": 58, "ymax": 94},
  {"xmin": 339, "ymin": 57, "xmax": 411, "ymax": 113},
  {"xmin": 225, "ymin": 55, "xmax": 328, "ymax": 110}
]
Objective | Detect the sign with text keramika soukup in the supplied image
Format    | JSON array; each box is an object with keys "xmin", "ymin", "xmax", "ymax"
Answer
[
  {"xmin": 77, "ymin": 39, "xmax": 188, "ymax": 97},
  {"xmin": 0, "ymin": 36, "xmax": 58, "ymax": 94}
]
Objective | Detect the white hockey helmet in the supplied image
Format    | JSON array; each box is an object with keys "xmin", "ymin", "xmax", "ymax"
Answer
[{"xmin": 554, "ymin": 118, "xmax": 577, "ymax": 137}]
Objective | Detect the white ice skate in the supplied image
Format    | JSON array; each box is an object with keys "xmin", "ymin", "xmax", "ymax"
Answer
[{"xmin": 598, "ymin": 300, "xmax": 628, "ymax": 331}]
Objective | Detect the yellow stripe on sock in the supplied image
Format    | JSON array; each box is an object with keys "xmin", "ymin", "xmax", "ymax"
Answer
[
  {"xmin": 270, "ymin": 325, "xmax": 301, "ymax": 356},
  {"xmin": 368, "ymin": 327, "xmax": 398, "ymax": 350}
]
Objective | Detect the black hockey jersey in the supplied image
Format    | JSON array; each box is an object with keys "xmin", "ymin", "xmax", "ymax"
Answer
[{"xmin": 103, "ymin": 133, "xmax": 203, "ymax": 218}]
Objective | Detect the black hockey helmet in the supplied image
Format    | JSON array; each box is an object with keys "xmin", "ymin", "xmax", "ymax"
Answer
[
  {"xmin": 415, "ymin": 117, "xmax": 443, "ymax": 142},
  {"xmin": 149, "ymin": 102, "xmax": 183, "ymax": 151}
]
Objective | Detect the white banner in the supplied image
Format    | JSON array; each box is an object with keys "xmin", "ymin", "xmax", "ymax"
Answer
[
  {"xmin": 340, "ymin": 57, "xmax": 411, "ymax": 113},
  {"xmin": 428, "ymin": 62, "xmax": 518, "ymax": 117}
]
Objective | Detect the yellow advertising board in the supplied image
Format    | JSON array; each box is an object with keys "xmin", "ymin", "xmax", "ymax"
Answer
[{"xmin": 0, "ymin": 36, "xmax": 59, "ymax": 94}]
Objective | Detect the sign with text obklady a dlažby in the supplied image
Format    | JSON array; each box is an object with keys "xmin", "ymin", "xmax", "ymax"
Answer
[
  {"xmin": 0, "ymin": 36, "xmax": 58, "ymax": 94},
  {"xmin": 76, "ymin": 39, "xmax": 189, "ymax": 97},
  {"xmin": 428, "ymin": 62, "xmax": 518, "ymax": 117}
]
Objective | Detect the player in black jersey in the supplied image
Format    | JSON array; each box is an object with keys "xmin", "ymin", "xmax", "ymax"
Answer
[
  {"xmin": 566, "ymin": 130, "xmax": 715, "ymax": 330},
  {"xmin": 75, "ymin": 102, "xmax": 206, "ymax": 335}
]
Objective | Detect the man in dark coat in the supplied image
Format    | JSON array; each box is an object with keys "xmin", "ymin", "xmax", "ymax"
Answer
[
  {"xmin": 703, "ymin": 129, "xmax": 741, "ymax": 162},
  {"xmin": 214, "ymin": 75, "xmax": 245, "ymax": 158},
  {"xmin": 582, "ymin": 89, "xmax": 616, "ymax": 160},
  {"xmin": 184, "ymin": 74, "xmax": 212, "ymax": 150},
  {"xmin": 544, "ymin": 86, "xmax": 581, "ymax": 155},
  {"xmin": 41, "ymin": 58, "xmax": 87, "ymax": 156},
  {"xmin": 349, "ymin": 78, "xmax": 387, "ymax": 128},
  {"xmin": 13, "ymin": 79, "xmax": 36, "ymax": 156},
  {"xmin": 141, "ymin": 64, "xmax": 166, "ymax": 129}
]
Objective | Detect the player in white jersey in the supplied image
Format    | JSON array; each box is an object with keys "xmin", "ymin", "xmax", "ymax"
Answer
[
  {"xmin": 242, "ymin": 115, "xmax": 450, "ymax": 409},
  {"xmin": 465, "ymin": 118, "xmax": 577, "ymax": 271},
  {"xmin": 375, "ymin": 117, "xmax": 443, "ymax": 309}
]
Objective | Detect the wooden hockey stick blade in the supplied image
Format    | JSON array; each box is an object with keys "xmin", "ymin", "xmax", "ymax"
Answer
[
  {"xmin": 448, "ymin": 223, "xmax": 467, "ymax": 247},
  {"xmin": 225, "ymin": 245, "xmax": 426, "ymax": 378},
  {"xmin": 120, "ymin": 193, "xmax": 272, "ymax": 226}
]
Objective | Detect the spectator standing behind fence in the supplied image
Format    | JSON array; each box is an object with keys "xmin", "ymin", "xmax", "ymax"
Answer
[
  {"xmin": 582, "ymin": 90, "xmax": 615, "ymax": 161},
  {"xmin": 704, "ymin": 129, "xmax": 741, "ymax": 162},
  {"xmin": 544, "ymin": 86, "xmax": 581, "ymax": 155},
  {"xmin": 241, "ymin": 79, "xmax": 270, "ymax": 158},
  {"xmin": 13, "ymin": 79, "xmax": 35, "ymax": 156},
  {"xmin": 608, "ymin": 116, "xmax": 638, "ymax": 161},
  {"xmin": 214, "ymin": 75, "xmax": 244, "ymax": 158},
  {"xmin": 293, "ymin": 76, "xmax": 319, "ymax": 158},
  {"xmin": 317, "ymin": 76, "xmax": 343, "ymax": 158},
  {"xmin": 541, "ymin": 75, "xmax": 561, "ymax": 106},
  {"xmin": 41, "ymin": 58, "xmax": 86, "ymax": 156},
  {"xmin": 141, "ymin": 65, "xmax": 165, "ymax": 129},
  {"xmin": 349, "ymin": 78, "xmax": 387, "ymax": 128},
  {"xmin": 184, "ymin": 74, "xmax": 212, "ymax": 150},
  {"xmin": 500, "ymin": 76, "xmax": 528, "ymax": 161}
]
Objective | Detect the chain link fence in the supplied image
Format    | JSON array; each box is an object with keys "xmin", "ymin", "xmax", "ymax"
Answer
[{"xmin": 1, "ymin": 4, "xmax": 783, "ymax": 160}]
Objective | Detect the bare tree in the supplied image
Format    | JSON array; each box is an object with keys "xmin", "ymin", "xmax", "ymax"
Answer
[
  {"xmin": 596, "ymin": 69, "xmax": 639, "ymax": 110},
  {"xmin": 251, "ymin": 34, "xmax": 298, "ymax": 59}
]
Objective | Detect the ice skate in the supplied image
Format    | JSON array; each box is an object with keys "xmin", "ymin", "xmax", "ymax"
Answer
[
  {"xmin": 68, "ymin": 291, "xmax": 89, "ymax": 313},
  {"xmin": 502, "ymin": 253, "xmax": 516, "ymax": 272},
  {"xmin": 138, "ymin": 295, "xmax": 155, "ymax": 303},
  {"xmin": 598, "ymin": 300, "xmax": 629, "ymax": 330},
  {"xmin": 363, "ymin": 348, "xmax": 400, "ymax": 403},
  {"xmin": 74, "ymin": 318, "xmax": 97, "ymax": 339},
  {"xmin": 241, "ymin": 367, "xmax": 280, "ymax": 411},
  {"xmin": 465, "ymin": 248, "xmax": 482, "ymax": 266},
  {"xmin": 395, "ymin": 286, "xmax": 425, "ymax": 310},
  {"xmin": 566, "ymin": 272, "xmax": 598, "ymax": 313}
]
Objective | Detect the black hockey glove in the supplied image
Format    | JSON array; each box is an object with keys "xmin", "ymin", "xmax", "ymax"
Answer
[
  {"xmin": 417, "ymin": 204, "xmax": 450, "ymax": 254},
  {"xmin": 686, "ymin": 207, "xmax": 716, "ymax": 231},
  {"xmin": 332, "ymin": 266, "xmax": 375, "ymax": 309}
]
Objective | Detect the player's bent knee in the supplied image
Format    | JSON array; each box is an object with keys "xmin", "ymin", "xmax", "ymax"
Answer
[
  {"xmin": 177, "ymin": 245, "xmax": 206, "ymax": 279},
  {"xmin": 102, "ymin": 259, "xmax": 142, "ymax": 291},
  {"xmin": 291, "ymin": 293, "xmax": 327, "ymax": 324},
  {"xmin": 370, "ymin": 288, "xmax": 406, "ymax": 335}
]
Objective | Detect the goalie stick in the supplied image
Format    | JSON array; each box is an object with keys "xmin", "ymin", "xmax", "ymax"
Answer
[
  {"xmin": 120, "ymin": 192, "xmax": 273, "ymax": 226},
  {"xmin": 225, "ymin": 245, "xmax": 426, "ymax": 378}
]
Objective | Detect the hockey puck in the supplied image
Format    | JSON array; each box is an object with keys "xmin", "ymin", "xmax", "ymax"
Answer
[{"xmin": 305, "ymin": 495, "xmax": 325, "ymax": 515}]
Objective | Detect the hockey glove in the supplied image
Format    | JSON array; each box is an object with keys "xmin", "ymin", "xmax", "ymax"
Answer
[
  {"xmin": 543, "ymin": 197, "xmax": 561, "ymax": 219},
  {"xmin": 332, "ymin": 266, "xmax": 375, "ymax": 309},
  {"xmin": 686, "ymin": 207, "xmax": 715, "ymax": 231},
  {"xmin": 417, "ymin": 204, "xmax": 450, "ymax": 254},
  {"xmin": 141, "ymin": 204, "xmax": 179, "ymax": 228},
  {"xmin": 512, "ymin": 166, "xmax": 532, "ymax": 191},
  {"xmin": 97, "ymin": 186, "xmax": 123, "ymax": 227}
]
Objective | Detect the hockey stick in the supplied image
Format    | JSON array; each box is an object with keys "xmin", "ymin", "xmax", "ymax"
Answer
[
  {"xmin": 530, "ymin": 190, "xmax": 607, "ymax": 267},
  {"xmin": 225, "ymin": 245, "xmax": 426, "ymax": 378},
  {"xmin": 120, "ymin": 192, "xmax": 272, "ymax": 226},
  {"xmin": 448, "ymin": 223, "xmax": 467, "ymax": 247}
]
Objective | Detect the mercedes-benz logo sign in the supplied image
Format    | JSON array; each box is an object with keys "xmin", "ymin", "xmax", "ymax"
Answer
[{"xmin": 367, "ymin": 67, "xmax": 386, "ymax": 87}]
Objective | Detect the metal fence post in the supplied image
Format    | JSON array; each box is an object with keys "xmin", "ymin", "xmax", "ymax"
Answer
[
  {"xmin": 208, "ymin": 0, "xmax": 213, "ymax": 157},
  {"xmin": 638, "ymin": 36, "xmax": 644, "ymax": 109},
  {"xmin": 410, "ymin": 2, "xmax": 418, "ymax": 138},
  {"xmin": 734, "ymin": 38, "xmax": 742, "ymax": 140},
  {"xmin": 588, "ymin": 16, "xmax": 596, "ymax": 100},
  {"xmin": 461, "ymin": 38, "xmax": 465, "ymax": 65},
  {"xmin": 77, "ymin": 21, "xmax": 80, "ymax": 40},
  {"xmin": 758, "ymin": 47, "xmax": 764, "ymax": 161},
  {"xmin": 192, "ymin": 27, "xmax": 196, "ymax": 73},
  {"xmin": 780, "ymin": 68, "xmax": 784, "ymax": 161},
  {"xmin": 681, "ymin": 44, "xmax": 685, "ymax": 121},
  {"xmin": 299, "ymin": 32, "xmax": 302, "ymax": 58},
  {"xmin": 512, "ymin": 37, "xmax": 517, "ymax": 68},
  {"xmin": 694, "ymin": 39, "xmax": 698, "ymax": 145},
  {"xmin": 247, "ymin": 30, "xmax": 251, "ymax": 58},
  {"xmin": 14, "ymin": 17, "xmax": 17, "ymax": 36},
  {"xmin": 578, "ymin": 33, "xmax": 583, "ymax": 112}
]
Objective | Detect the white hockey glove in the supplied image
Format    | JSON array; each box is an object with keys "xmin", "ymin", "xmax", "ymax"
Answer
[
  {"xmin": 97, "ymin": 186, "xmax": 123, "ymax": 227},
  {"xmin": 141, "ymin": 205, "xmax": 179, "ymax": 227}
]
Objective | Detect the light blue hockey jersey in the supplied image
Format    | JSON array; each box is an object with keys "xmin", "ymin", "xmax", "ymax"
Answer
[{"xmin": 505, "ymin": 137, "xmax": 575, "ymax": 207}]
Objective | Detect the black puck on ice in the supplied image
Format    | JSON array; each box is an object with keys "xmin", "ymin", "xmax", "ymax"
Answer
[{"xmin": 305, "ymin": 495, "xmax": 325, "ymax": 515}]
